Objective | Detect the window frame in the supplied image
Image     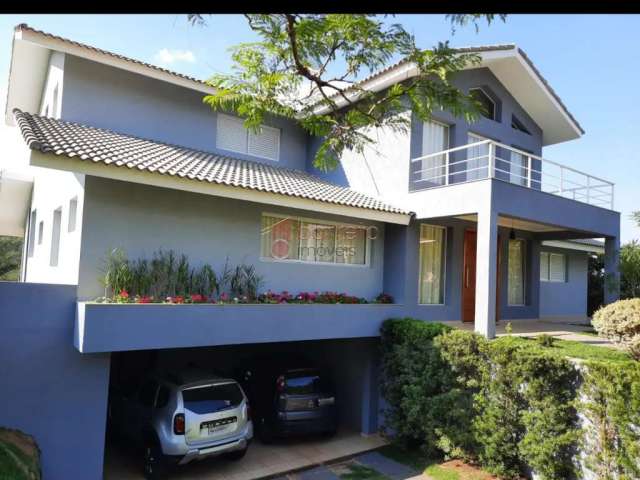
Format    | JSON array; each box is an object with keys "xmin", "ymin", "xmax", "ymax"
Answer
[
  {"xmin": 259, "ymin": 212, "xmax": 372, "ymax": 268},
  {"xmin": 216, "ymin": 113, "xmax": 281, "ymax": 161},
  {"xmin": 469, "ymin": 87, "xmax": 497, "ymax": 121},
  {"xmin": 507, "ymin": 238, "xmax": 527, "ymax": 306},
  {"xmin": 540, "ymin": 251, "xmax": 567, "ymax": 283},
  {"xmin": 417, "ymin": 223, "xmax": 447, "ymax": 306}
]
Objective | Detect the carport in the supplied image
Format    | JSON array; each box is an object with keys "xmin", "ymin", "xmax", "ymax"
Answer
[{"xmin": 104, "ymin": 338, "xmax": 386, "ymax": 479}]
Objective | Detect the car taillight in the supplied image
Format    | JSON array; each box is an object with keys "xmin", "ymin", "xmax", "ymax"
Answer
[
  {"xmin": 276, "ymin": 375, "xmax": 285, "ymax": 392},
  {"xmin": 173, "ymin": 413, "xmax": 185, "ymax": 435}
]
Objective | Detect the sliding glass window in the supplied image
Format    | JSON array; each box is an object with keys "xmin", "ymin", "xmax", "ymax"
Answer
[{"xmin": 418, "ymin": 224, "xmax": 446, "ymax": 304}]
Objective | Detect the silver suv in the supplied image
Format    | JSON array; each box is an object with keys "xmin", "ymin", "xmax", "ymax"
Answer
[{"xmin": 109, "ymin": 368, "xmax": 253, "ymax": 479}]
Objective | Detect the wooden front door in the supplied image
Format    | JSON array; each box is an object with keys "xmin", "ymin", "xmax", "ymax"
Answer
[{"xmin": 462, "ymin": 230, "xmax": 501, "ymax": 323}]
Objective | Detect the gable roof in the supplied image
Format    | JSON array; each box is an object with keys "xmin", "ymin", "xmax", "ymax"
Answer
[
  {"xmin": 13, "ymin": 109, "xmax": 411, "ymax": 223},
  {"xmin": 6, "ymin": 24, "xmax": 582, "ymax": 146}
]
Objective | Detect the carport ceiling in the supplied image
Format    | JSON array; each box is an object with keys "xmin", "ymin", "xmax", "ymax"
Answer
[{"xmin": 455, "ymin": 214, "xmax": 567, "ymax": 233}]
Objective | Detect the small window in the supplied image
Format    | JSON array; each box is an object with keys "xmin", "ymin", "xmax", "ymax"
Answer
[
  {"xmin": 511, "ymin": 115, "xmax": 531, "ymax": 135},
  {"xmin": 508, "ymin": 239, "xmax": 526, "ymax": 305},
  {"xmin": 217, "ymin": 113, "xmax": 280, "ymax": 161},
  {"xmin": 27, "ymin": 210, "xmax": 37, "ymax": 257},
  {"xmin": 540, "ymin": 251, "xmax": 566, "ymax": 282},
  {"xmin": 261, "ymin": 214, "xmax": 369, "ymax": 266},
  {"xmin": 182, "ymin": 383, "xmax": 243, "ymax": 414},
  {"xmin": 418, "ymin": 224, "xmax": 446, "ymax": 304},
  {"xmin": 50, "ymin": 207, "xmax": 62, "ymax": 267},
  {"xmin": 470, "ymin": 87, "xmax": 496, "ymax": 121},
  {"xmin": 38, "ymin": 221, "xmax": 44, "ymax": 245},
  {"xmin": 68, "ymin": 197, "xmax": 78, "ymax": 232}
]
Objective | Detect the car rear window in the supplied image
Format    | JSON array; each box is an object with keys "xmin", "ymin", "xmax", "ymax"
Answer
[
  {"xmin": 182, "ymin": 383, "xmax": 243, "ymax": 414},
  {"xmin": 285, "ymin": 371, "xmax": 330, "ymax": 394}
]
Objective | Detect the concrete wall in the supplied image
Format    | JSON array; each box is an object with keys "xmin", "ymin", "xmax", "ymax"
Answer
[
  {"xmin": 77, "ymin": 176, "xmax": 386, "ymax": 300},
  {"xmin": 0, "ymin": 282, "xmax": 110, "ymax": 480},
  {"xmin": 539, "ymin": 247, "xmax": 589, "ymax": 319},
  {"xmin": 61, "ymin": 55, "xmax": 309, "ymax": 171}
]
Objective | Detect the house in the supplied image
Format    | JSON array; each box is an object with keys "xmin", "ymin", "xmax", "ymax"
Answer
[{"xmin": 0, "ymin": 24, "xmax": 619, "ymax": 479}]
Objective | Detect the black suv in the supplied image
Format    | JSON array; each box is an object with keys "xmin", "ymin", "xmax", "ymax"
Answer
[{"xmin": 236, "ymin": 355, "xmax": 338, "ymax": 442}]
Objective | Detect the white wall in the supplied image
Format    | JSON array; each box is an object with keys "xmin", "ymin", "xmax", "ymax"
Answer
[{"xmin": 24, "ymin": 52, "xmax": 86, "ymax": 285}]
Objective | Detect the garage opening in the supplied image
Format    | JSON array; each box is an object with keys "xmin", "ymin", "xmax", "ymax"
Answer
[{"xmin": 103, "ymin": 338, "xmax": 386, "ymax": 479}]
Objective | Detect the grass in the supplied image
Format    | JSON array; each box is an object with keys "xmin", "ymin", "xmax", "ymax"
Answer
[
  {"xmin": 424, "ymin": 464, "xmax": 461, "ymax": 480},
  {"xmin": 339, "ymin": 464, "xmax": 388, "ymax": 480},
  {"xmin": 515, "ymin": 336, "xmax": 632, "ymax": 363}
]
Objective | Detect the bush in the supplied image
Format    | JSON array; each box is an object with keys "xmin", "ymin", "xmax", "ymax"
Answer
[
  {"xmin": 592, "ymin": 299, "xmax": 640, "ymax": 360},
  {"xmin": 0, "ymin": 427, "xmax": 41, "ymax": 480}
]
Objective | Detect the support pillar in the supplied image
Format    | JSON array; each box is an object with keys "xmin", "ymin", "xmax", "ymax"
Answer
[{"xmin": 475, "ymin": 208, "xmax": 499, "ymax": 339}]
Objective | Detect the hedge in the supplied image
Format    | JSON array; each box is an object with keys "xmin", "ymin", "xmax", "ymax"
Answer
[{"xmin": 379, "ymin": 318, "xmax": 640, "ymax": 480}]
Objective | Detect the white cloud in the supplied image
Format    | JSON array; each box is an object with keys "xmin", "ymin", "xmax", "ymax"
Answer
[{"xmin": 153, "ymin": 48, "xmax": 196, "ymax": 66}]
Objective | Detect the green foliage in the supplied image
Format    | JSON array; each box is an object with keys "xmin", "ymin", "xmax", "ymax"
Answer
[
  {"xmin": 228, "ymin": 263, "xmax": 263, "ymax": 301},
  {"xmin": 0, "ymin": 236, "xmax": 23, "ymax": 281},
  {"xmin": 588, "ymin": 253, "xmax": 605, "ymax": 316},
  {"xmin": 536, "ymin": 333, "xmax": 555, "ymax": 347},
  {"xmin": 580, "ymin": 361, "xmax": 640, "ymax": 479},
  {"xmin": 380, "ymin": 321, "xmax": 579, "ymax": 480},
  {"xmin": 620, "ymin": 240, "xmax": 640, "ymax": 299},
  {"xmin": 191, "ymin": 14, "xmax": 504, "ymax": 171},
  {"xmin": 0, "ymin": 427, "xmax": 41, "ymax": 480},
  {"xmin": 593, "ymin": 298, "xmax": 640, "ymax": 360}
]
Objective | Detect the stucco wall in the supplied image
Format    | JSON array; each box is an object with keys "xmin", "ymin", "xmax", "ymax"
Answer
[
  {"xmin": 77, "ymin": 175, "xmax": 386, "ymax": 300},
  {"xmin": 539, "ymin": 247, "xmax": 589, "ymax": 319},
  {"xmin": 0, "ymin": 282, "xmax": 110, "ymax": 480},
  {"xmin": 60, "ymin": 55, "xmax": 309, "ymax": 171}
]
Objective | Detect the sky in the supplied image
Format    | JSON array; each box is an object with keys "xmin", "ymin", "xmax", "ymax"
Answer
[{"xmin": 0, "ymin": 14, "xmax": 638, "ymax": 242}]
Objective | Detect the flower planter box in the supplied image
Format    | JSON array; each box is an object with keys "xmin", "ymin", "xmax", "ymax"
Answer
[{"xmin": 74, "ymin": 302, "xmax": 403, "ymax": 353}]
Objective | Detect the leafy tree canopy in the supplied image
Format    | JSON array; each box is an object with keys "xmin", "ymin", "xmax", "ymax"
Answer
[
  {"xmin": 189, "ymin": 14, "xmax": 505, "ymax": 171},
  {"xmin": 0, "ymin": 236, "xmax": 22, "ymax": 280}
]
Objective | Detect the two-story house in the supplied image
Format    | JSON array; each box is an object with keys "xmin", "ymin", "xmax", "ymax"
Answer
[{"xmin": 0, "ymin": 24, "xmax": 619, "ymax": 479}]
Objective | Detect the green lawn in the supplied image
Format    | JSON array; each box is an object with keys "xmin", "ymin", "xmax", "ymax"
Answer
[
  {"xmin": 513, "ymin": 336, "xmax": 631, "ymax": 363},
  {"xmin": 339, "ymin": 464, "xmax": 388, "ymax": 480}
]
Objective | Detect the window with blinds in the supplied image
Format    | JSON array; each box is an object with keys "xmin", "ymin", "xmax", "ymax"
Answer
[
  {"xmin": 418, "ymin": 224, "xmax": 446, "ymax": 304},
  {"xmin": 217, "ymin": 113, "xmax": 280, "ymax": 161},
  {"xmin": 261, "ymin": 214, "xmax": 369, "ymax": 265},
  {"xmin": 540, "ymin": 252, "xmax": 566, "ymax": 282}
]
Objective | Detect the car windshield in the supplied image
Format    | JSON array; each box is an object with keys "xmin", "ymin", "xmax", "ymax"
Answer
[
  {"xmin": 182, "ymin": 383, "xmax": 243, "ymax": 414},
  {"xmin": 285, "ymin": 371, "xmax": 329, "ymax": 394}
]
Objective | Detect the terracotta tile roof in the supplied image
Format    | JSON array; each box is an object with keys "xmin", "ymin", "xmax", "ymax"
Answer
[{"xmin": 13, "ymin": 109, "xmax": 410, "ymax": 216}]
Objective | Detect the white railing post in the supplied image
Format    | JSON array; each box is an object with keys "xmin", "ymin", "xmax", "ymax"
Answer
[
  {"xmin": 445, "ymin": 151, "xmax": 450, "ymax": 186},
  {"xmin": 586, "ymin": 176, "xmax": 591, "ymax": 205},
  {"xmin": 527, "ymin": 156, "xmax": 532, "ymax": 188},
  {"xmin": 611, "ymin": 184, "xmax": 615, "ymax": 210},
  {"xmin": 488, "ymin": 142, "xmax": 495, "ymax": 179},
  {"xmin": 559, "ymin": 167, "xmax": 564, "ymax": 195}
]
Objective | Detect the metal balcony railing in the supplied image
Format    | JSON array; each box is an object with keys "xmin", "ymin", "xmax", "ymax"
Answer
[{"xmin": 410, "ymin": 140, "xmax": 615, "ymax": 210}]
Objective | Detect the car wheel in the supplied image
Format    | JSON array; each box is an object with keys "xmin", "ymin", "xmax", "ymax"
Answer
[
  {"xmin": 224, "ymin": 446, "xmax": 248, "ymax": 461},
  {"xmin": 143, "ymin": 441, "xmax": 166, "ymax": 479}
]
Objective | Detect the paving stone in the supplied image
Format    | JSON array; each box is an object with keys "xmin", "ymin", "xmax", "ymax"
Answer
[
  {"xmin": 354, "ymin": 451, "xmax": 420, "ymax": 480},
  {"xmin": 295, "ymin": 465, "xmax": 341, "ymax": 480}
]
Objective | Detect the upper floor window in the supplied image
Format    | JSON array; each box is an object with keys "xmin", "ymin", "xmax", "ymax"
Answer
[
  {"xmin": 511, "ymin": 114, "xmax": 531, "ymax": 135},
  {"xmin": 540, "ymin": 252, "xmax": 566, "ymax": 282},
  {"xmin": 420, "ymin": 120, "xmax": 450, "ymax": 186},
  {"xmin": 260, "ymin": 213, "xmax": 370, "ymax": 266},
  {"xmin": 470, "ymin": 87, "xmax": 496, "ymax": 121},
  {"xmin": 27, "ymin": 210, "xmax": 37, "ymax": 258},
  {"xmin": 50, "ymin": 207, "xmax": 62, "ymax": 267},
  {"xmin": 217, "ymin": 114, "xmax": 280, "ymax": 161}
]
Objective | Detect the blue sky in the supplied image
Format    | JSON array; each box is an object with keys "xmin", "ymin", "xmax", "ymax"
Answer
[{"xmin": 0, "ymin": 14, "xmax": 638, "ymax": 242}]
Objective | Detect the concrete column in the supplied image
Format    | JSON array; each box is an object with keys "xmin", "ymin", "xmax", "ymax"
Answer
[
  {"xmin": 475, "ymin": 208, "xmax": 499, "ymax": 338},
  {"xmin": 604, "ymin": 235, "xmax": 620, "ymax": 304}
]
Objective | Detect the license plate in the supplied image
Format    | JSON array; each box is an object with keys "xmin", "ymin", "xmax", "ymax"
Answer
[{"xmin": 201, "ymin": 416, "xmax": 237, "ymax": 435}]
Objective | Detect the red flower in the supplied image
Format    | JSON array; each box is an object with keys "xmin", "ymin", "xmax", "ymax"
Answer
[
  {"xmin": 190, "ymin": 294, "xmax": 206, "ymax": 303},
  {"xmin": 137, "ymin": 296, "xmax": 152, "ymax": 304},
  {"xmin": 119, "ymin": 289, "xmax": 129, "ymax": 299}
]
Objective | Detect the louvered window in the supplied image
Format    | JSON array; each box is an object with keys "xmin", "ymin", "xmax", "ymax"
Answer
[
  {"xmin": 217, "ymin": 113, "xmax": 280, "ymax": 161},
  {"xmin": 540, "ymin": 252, "xmax": 566, "ymax": 282}
]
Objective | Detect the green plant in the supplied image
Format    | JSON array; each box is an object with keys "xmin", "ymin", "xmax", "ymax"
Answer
[
  {"xmin": 592, "ymin": 299, "xmax": 640, "ymax": 360},
  {"xmin": 0, "ymin": 236, "xmax": 22, "ymax": 281},
  {"xmin": 620, "ymin": 241, "xmax": 640, "ymax": 299},
  {"xmin": 229, "ymin": 263, "xmax": 263, "ymax": 301},
  {"xmin": 98, "ymin": 248, "xmax": 132, "ymax": 298},
  {"xmin": 580, "ymin": 361, "xmax": 640, "ymax": 479},
  {"xmin": 504, "ymin": 321, "xmax": 513, "ymax": 334},
  {"xmin": 536, "ymin": 334, "xmax": 555, "ymax": 347}
]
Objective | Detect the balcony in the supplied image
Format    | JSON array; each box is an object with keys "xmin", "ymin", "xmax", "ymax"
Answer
[{"xmin": 410, "ymin": 140, "xmax": 614, "ymax": 210}]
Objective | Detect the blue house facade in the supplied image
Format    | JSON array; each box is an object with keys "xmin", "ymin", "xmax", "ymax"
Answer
[{"xmin": 0, "ymin": 25, "xmax": 619, "ymax": 479}]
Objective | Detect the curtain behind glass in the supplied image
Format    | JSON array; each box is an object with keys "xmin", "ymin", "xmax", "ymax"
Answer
[
  {"xmin": 508, "ymin": 239, "xmax": 525, "ymax": 305},
  {"xmin": 419, "ymin": 225, "xmax": 445, "ymax": 304},
  {"xmin": 510, "ymin": 150, "xmax": 528, "ymax": 186},
  {"xmin": 300, "ymin": 222, "xmax": 336, "ymax": 263},
  {"xmin": 261, "ymin": 216, "xmax": 300, "ymax": 260},
  {"xmin": 467, "ymin": 133, "xmax": 489, "ymax": 181},
  {"xmin": 336, "ymin": 226, "xmax": 366, "ymax": 264},
  {"xmin": 421, "ymin": 121, "xmax": 449, "ymax": 186}
]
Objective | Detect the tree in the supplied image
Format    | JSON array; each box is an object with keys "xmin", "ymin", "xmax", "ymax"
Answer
[
  {"xmin": 0, "ymin": 236, "xmax": 22, "ymax": 281},
  {"xmin": 588, "ymin": 252, "xmax": 605, "ymax": 315},
  {"xmin": 190, "ymin": 14, "xmax": 505, "ymax": 171},
  {"xmin": 620, "ymin": 240, "xmax": 640, "ymax": 299}
]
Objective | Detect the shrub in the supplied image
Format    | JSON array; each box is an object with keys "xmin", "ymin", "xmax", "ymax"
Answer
[
  {"xmin": 536, "ymin": 333, "xmax": 555, "ymax": 347},
  {"xmin": 592, "ymin": 298, "xmax": 640, "ymax": 360},
  {"xmin": 580, "ymin": 361, "xmax": 640, "ymax": 479}
]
